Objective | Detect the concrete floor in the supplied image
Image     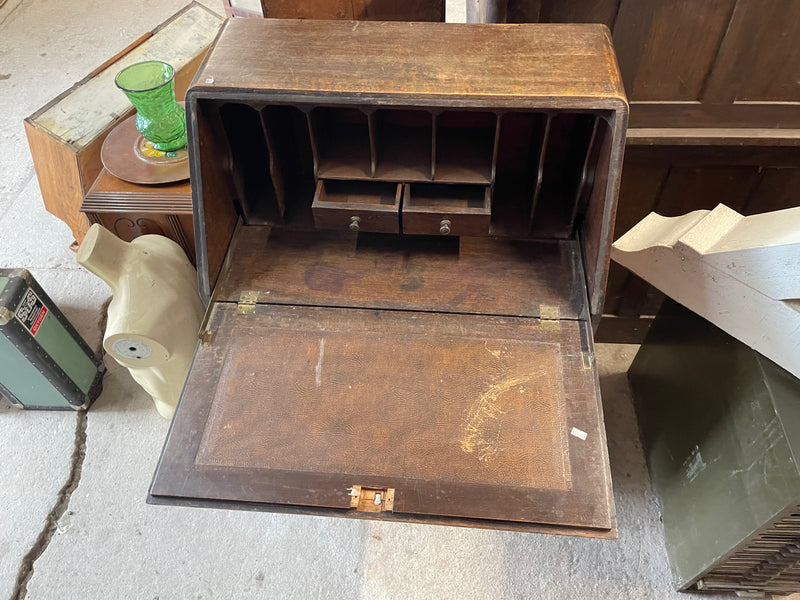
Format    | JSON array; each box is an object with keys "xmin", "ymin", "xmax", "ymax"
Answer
[{"xmin": 0, "ymin": 1, "xmax": 747, "ymax": 599}]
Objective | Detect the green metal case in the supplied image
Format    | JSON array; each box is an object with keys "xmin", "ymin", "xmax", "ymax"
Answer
[
  {"xmin": 0, "ymin": 268, "xmax": 104, "ymax": 410},
  {"xmin": 629, "ymin": 300, "xmax": 800, "ymax": 594}
]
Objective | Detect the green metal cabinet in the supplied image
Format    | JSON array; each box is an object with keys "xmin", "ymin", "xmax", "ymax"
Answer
[{"xmin": 629, "ymin": 300, "xmax": 800, "ymax": 595}]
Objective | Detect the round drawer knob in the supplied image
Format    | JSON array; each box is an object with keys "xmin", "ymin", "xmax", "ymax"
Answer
[
  {"xmin": 349, "ymin": 216, "xmax": 361, "ymax": 232},
  {"xmin": 439, "ymin": 219, "xmax": 451, "ymax": 235}
]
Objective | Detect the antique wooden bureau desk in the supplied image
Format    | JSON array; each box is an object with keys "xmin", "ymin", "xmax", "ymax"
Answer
[{"xmin": 150, "ymin": 18, "xmax": 628, "ymax": 538}]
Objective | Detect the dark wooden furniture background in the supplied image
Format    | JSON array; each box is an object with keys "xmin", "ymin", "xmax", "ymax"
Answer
[
  {"xmin": 150, "ymin": 19, "xmax": 628, "ymax": 537},
  {"xmin": 82, "ymin": 169, "xmax": 195, "ymax": 264},
  {"xmin": 260, "ymin": 0, "xmax": 444, "ymax": 21},
  {"xmin": 466, "ymin": 0, "xmax": 800, "ymax": 318}
]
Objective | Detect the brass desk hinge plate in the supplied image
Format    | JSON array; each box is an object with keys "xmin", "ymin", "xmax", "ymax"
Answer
[
  {"xmin": 348, "ymin": 485, "xmax": 395, "ymax": 513},
  {"xmin": 236, "ymin": 291, "xmax": 259, "ymax": 314},
  {"xmin": 540, "ymin": 305, "xmax": 561, "ymax": 331}
]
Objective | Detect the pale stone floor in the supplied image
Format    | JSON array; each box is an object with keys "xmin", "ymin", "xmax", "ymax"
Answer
[{"xmin": 0, "ymin": 1, "xmax": 760, "ymax": 598}]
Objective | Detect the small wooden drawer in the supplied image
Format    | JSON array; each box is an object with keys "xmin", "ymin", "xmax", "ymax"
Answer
[
  {"xmin": 402, "ymin": 183, "xmax": 491, "ymax": 236},
  {"xmin": 312, "ymin": 180, "xmax": 401, "ymax": 234}
]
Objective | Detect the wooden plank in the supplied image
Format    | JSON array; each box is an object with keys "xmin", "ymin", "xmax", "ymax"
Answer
[
  {"xmin": 623, "ymin": 144, "xmax": 800, "ymax": 168},
  {"xmin": 629, "ymin": 102, "xmax": 800, "ymax": 129},
  {"xmin": 627, "ymin": 128, "xmax": 800, "ymax": 146},
  {"xmin": 193, "ymin": 20, "xmax": 626, "ymax": 107},
  {"xmin": 81, "ymin": 168, "xmax": 192, "ymax": 213},
  {"xmin": 215, "ymin": 225, "xmax": 589, "ymax": 320},
  {"xmin": 612, "ymin": 0, "xmax": 735, "ymax": 101},
  {"xmin": 703, "ymin": 0, "xmax": 800, "ymax": 103},
  {"xmin": 151, "ymin": 303, "xmax": 614, "ymax": 534}
]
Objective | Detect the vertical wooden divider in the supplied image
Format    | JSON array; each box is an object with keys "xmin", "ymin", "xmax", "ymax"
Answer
[
  {"xmin": 258, "ymin": 107, "xmax": 287, "ymax": 218},
  {"xmin": 490, "ymin": 112, "xmax": 503, "ymax": 184},
  {"xmin": 529, "ymin": 113, "xmax": 552, "ymax": 229},
  {"xmin": 367, "ymin": 110, "xmax": 378, "ymax": 178},
  {"xmin": 430, "ymin": 111, "xmax": 438, "ymax": 180},
  {"xmin": 567, "ymin": 116, "xmax": 601, "ymax": 234},
  {"xmin": 305, "ymin": 108, "xmax": 320, "ymax": 178}
]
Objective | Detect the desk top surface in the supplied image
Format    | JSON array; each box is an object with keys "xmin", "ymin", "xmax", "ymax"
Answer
[{"xmin": 191, "ymin": 19, "xmax": 627, "ymax": 107}]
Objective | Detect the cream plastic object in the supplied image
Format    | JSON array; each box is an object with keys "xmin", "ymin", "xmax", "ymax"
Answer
[
  {"xmin": 76, "ymin": 224, "xmax": 204, "ymax": 418},
  {"xmin": 612, "ymin": 203, "xmax": 800, "ymax": 379}
]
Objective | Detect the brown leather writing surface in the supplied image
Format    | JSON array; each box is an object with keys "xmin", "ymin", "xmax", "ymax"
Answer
[{"xmin": 152, "ymin": 303, "xmax": 613, "ymax": 534}]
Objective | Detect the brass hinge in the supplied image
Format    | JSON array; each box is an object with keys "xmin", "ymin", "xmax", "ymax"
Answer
[
  {"xmin": 348, "ymin": 485, "xmax": 395, "ymax": 513},
  {"xmin": 540, "ymin": 305, "xmax": 561, "ymax": 331},
  {"xmin": 0, "ymin": 306, "xmax": 13, "ymax": 326},
  {"xmin": 199, "ymin": 330, "xmax": 215, "ymax": 346},
  {"xmin": 236, "ymin": 291, "xmax": 259, "ymax": 315},
  {"xmin": 582, "ymin": 352, "xmax": 595, "ymax": 370}
]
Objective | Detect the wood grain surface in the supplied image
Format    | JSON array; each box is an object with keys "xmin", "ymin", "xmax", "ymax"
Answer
[
  {"xmin": 193, "ymin": 19, "xmax": 626, "ymax": 107},
  {"xmin": 152, "ymin": 303, "xmax": 614, "ymax": 533},
  {"xmin": 215, "ymin": 225, "xmax": 589, "ymax": 320}
]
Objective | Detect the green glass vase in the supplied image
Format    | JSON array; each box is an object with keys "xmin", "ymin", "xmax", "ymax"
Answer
[{"xmin": 115, "ymin": 61, "xmax": 187, "ymax": 152}]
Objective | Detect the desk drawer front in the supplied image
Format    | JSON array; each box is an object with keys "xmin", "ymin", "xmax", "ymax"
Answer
[
  {"xmin": 402, "ymin": 183, "xmax": 491, "ymax": 236},
  {"xmin": 312, "ymin": 180, "xmax": 401, "ymax": 234}
]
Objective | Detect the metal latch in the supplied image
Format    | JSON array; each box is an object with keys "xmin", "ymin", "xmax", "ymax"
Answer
[
  {"xmin": 348, "ymin": 485, "xmax": 395, "ymax": 513},
  {"xmin": 540, "ymin": 305, "xmax": 561, "ymax": 331},
  {"xmin": 236, "ymin": 291, "xmax": 259, "ymax": 314}
]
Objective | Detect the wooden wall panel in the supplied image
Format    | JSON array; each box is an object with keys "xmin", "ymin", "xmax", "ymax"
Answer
[
  {"xmin": 537, "ymin": 0, "xmax": 620, "ymax": 28},
  {"xmin": 744, "ymin": 168, "xmax": 800, "ymax": 214},
  {"xmin": 738, "ymin": 2, "xmax": 800, "ymax": 101},
  {"xmin": 605, "ymin": 162, "xmax": 667, "ymax": 315},
  {"xmin": 260, "ymin": 0, "xmax": 444, "ymax": 21},
  {"xmin": 612, "ymin": 0, "xmax": 736, "ymax": 101},
  {"xmin": 655, "ymin": 166, "xmax": 760, "ymax": 216},
  {"xmin": 703, "ymin": 1, "xmax": 800, "ymax": 103}
]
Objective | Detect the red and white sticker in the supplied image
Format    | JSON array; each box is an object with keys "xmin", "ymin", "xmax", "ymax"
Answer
[{"xmin": 15, "ymin": 289, "xmax": 47, "ymax": 336}]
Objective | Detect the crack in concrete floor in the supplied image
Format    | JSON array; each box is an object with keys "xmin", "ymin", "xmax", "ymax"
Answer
[
  {"xmin": 8, "ymin": 300, "xmax": 108, "ymax": 600},
  {"xmin": 9, "ymin": 411, "xmax": 87, "ymax": 600}
]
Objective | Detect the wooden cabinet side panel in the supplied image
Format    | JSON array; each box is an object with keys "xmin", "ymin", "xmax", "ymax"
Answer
[
  {"xmin": 189, "ymin": 98, "xmax": 240, "ymax": 303},
  {"xmin": 581, "ymin": 112, "xmax": 626, "ymax": 317},
  {"xmin": 24, "ymin": 121, "xmax": 88, "ymax": 244}
]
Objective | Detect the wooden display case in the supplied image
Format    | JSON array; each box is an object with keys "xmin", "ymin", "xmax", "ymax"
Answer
[
  {"xmin": 150, "ymin": 19, "xmax": 628, "ymax": 538},
  {"xmin": 23, "ymin": 3, "xmax": 222, "ymax": 247}
]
